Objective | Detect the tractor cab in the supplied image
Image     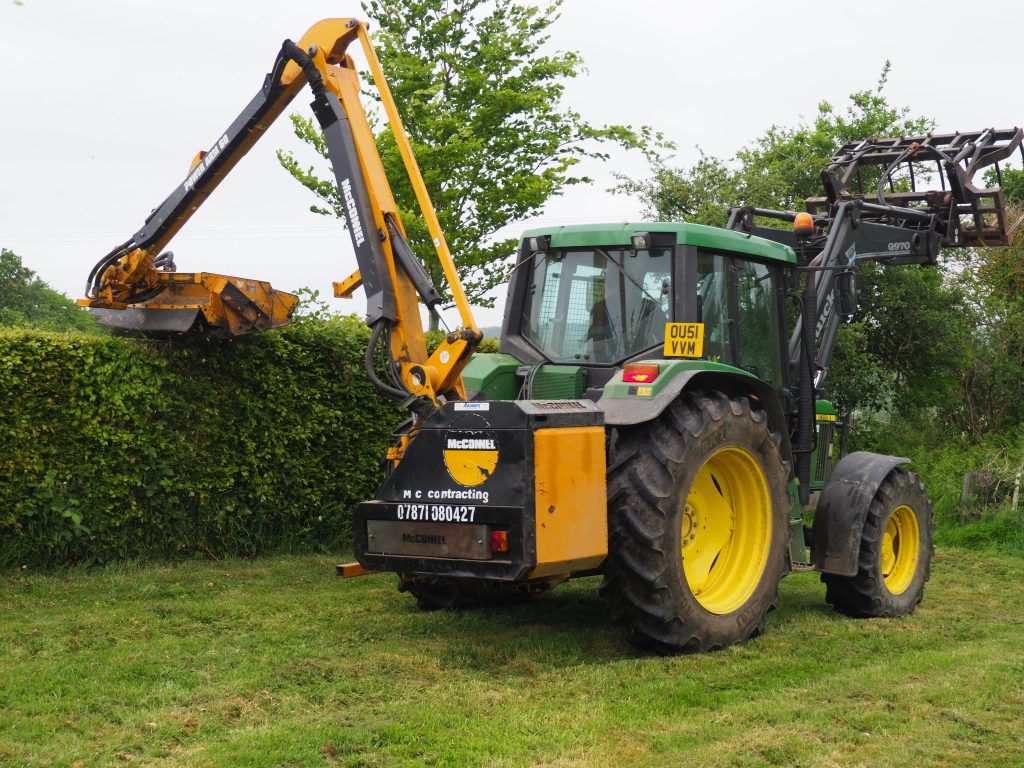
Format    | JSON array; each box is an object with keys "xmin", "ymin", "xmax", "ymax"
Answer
[{"xmin": 495, "ymin": 222, "xmax": 796, "ymax": 395}]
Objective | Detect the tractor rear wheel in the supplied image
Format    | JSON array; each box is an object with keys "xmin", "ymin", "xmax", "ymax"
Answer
[
  {"xmin": 822, "ymin": 468, "xmax": 933, "ymax": 618},
  {"xmin": 605, "ymin": 390, "xmax": 791, "ymax": 653}
]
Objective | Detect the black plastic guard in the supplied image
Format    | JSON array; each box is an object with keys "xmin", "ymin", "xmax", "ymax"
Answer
[
  {"xmin": 89, "ymin": 307, "xmax": 202, "ymax": 335},
  {"xmin": 811, "ymin": 451, "xmax": 909, "ymax": 576}
]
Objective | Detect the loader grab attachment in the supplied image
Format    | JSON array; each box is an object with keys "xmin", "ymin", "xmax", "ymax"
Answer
[
  {"xmin": 808, "ymin": 127, "xmax": 1024, "ymax": 247},
  {"xmin": 726, "ymin": 125, "xmax": 1023, "ymax": 505}
]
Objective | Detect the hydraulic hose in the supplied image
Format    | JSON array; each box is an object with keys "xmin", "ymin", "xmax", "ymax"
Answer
[
  {"xmin": 365, "ymin": 320, "xmax": 408, "ymax": 402},
  {"xmin": 85, "ymin": 240, "xmax": 133, "ymax": 299},
  {"xmin": 796, "ymin": 247, "xmax": 817, "ymax": 507},
  {"xmin": 278, "ymin": 40, "xmax": 325, "ymax": 90}
]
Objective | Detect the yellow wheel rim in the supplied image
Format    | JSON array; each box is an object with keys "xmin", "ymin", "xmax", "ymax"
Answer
[
  {"xmin": 882, "ymin": 504, "xmax": 919, "ymax": 595},
  {"xmin": 681, "ymin": 447, "xmax": 772, "ymax": 615}
]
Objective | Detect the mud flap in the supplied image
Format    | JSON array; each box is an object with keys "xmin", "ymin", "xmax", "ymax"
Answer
[{"xmin": 811, "ymin": 451, "xmax": 909, "ymax": 576}]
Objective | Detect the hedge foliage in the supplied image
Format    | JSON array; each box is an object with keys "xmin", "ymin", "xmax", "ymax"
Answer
[
  {"xmin": 853, "ymin": 418, "xmax": 1024, "ymax": 556},
  {"xmin": 0, "ymin": 316, "xmax": 411, "ymax": 566},
  {"xmin": 0, "ymin": 249, "xmax": 103, "ymax": 335}
]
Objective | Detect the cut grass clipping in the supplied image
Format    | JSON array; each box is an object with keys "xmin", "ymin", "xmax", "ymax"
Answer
[{"xmin": 2, "ymin": 548, "xmax": 1022, "ymax": 767}]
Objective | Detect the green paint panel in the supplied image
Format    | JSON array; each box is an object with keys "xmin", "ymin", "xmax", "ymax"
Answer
[
  {"xmin": 530, "ymin": 365, "xmax": 586, "ymax": 399},
  {"xmin": 461, "ymin": 353, "xmax": 522, "ymax": 400},
  {"xmin": 815, "ymin": 398, "xmax": 838, "ymax": 416},
  {"xmin": 520, "ymin": 221, "xmax": 796, "ymax": 264},
  {"xmin": 460, "ymin": 356, "xmax": 586, "ymax": 401}
]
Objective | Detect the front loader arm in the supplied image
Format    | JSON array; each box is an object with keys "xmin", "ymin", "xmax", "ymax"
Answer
[
  {"xmin": 82, "ymin": 18, "xmax": 481, "ymax": 410},
  {"xmin": 726, "ymin": 126, "xmax": 1024, "ymax": 504}
]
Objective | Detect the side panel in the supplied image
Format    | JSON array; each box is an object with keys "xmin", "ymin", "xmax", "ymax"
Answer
[
  {"xmin": 810, "ymin": 399, "xmax": 839, "ymax": 492},
  {"xmin": 530, "ymin": 426, "xmax": 608, "ymax": 578}
]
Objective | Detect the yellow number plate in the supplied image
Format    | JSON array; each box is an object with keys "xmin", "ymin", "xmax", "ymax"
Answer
[{"xmin": 663, "ymin": 323, "xmax": 704, "ymax": 358}]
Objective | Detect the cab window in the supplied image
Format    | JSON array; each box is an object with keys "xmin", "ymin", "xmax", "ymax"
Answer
[
  {"xmin": 735, "ymin": 258, "xmax": 784, "ymax": 386},
  {"xmin": 696, "ymin": 250, "xmax": 785, "ymax": 386},
  {"xmin": 520, "ymin": 247, "xmax": 672, "ymax": 364}
]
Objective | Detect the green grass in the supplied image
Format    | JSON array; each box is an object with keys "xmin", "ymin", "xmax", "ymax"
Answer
[{"xmin": 2, "ymin": 549, "xmax": 1022, "ymax": 767}]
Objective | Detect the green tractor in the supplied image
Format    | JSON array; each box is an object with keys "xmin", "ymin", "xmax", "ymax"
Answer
[
  {"xmin": 352, "ymin": 128, "xmax": 1023, "ymax": 652},
  {"xmin": 79, "ymin": 26, "xmax": 1021, "ymax": 651}
]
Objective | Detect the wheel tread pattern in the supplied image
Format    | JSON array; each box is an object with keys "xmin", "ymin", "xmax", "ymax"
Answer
[
  {"xmin": 604, "ymin": 389, "xmax": 791, "ymax": 654},
  {"xmin": 822, "ymin": 469, "xmax": 934, "ymax": 618}
]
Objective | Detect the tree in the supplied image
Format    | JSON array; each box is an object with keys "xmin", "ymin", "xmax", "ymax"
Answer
[
  {"xmin": 996, "ymin": 167, "xmax": 1024, "ymax": 202},
  {"xmin": 827, "ymin": 260, "xmax": 971, "ymax": 416},
  {"xmin": 617, "ymin": 66, "xmax": 974, "ymax": 417},
  {"xmin": 279, "ymin": 0, "xmax": 663, "ymax": 329},
  {"xmin": 0, "ymin": 249, "xmax": 102, "ymax": 334},
  {"xmin": 617, "ymin": 63, "xmax": 929, "ymax": 223},
  {"xmin": 950, "ymin": 171, "xmax": 1024, "ymax": 433}
]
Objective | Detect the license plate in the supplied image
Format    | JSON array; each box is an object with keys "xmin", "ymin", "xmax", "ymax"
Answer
[{"xmin": 366, "ymin": 521, "xmax": 491, "ymax": 559}]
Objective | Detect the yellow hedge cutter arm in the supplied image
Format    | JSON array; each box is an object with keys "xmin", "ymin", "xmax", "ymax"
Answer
[{"xmin": 81, "ymin": 18, "xmax": 481, "ymax": 410}]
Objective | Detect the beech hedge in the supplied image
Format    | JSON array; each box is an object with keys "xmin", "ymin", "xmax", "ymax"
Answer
[{"xmin": 0, "ymin": 316, "xmax": 413, "ymax": 566}]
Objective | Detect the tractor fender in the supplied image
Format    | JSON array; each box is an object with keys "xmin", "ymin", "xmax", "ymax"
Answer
[
  {"xmin": 811, "ymin": 451, "xmax": 910, "ymax": 576},
  {"xmin": 598, "ymin": 369, "xmax": 792, "ymax": 467}
]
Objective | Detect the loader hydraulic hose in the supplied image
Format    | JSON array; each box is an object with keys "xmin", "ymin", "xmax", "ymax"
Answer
[
  {"xmin": 86, "ymin": 241, "xmax": 132, "ymax": 299},
  {"xmin": 796, "ymin": 263, "xmax": 817, "ymax": 507}
]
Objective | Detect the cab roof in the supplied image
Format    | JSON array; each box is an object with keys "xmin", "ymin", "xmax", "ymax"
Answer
[{"xmin": 519, "ymin": 221, "xmax": 796, "ymax": 265}]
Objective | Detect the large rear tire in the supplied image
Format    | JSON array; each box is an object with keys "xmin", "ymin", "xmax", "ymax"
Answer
[
  {"xmin": 605, "ymin": 390, "xmax": 791, "ymax": 653},
  {"xmin": 822, "ymin": 468, "xmax": 933, "ymax": 618}
]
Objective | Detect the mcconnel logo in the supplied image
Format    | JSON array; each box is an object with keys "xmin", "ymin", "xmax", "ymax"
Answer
[{"xmin": 443, "ymin": 428, "xmax": 499, "ymax": 487}]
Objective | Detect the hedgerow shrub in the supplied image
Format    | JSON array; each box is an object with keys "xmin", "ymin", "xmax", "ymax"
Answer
[
  {"xmin": 0, "ymin": 316, "xmax": 404, "ymax": 566},
  {"xmin": 853, "ymin": 417, "xmax": 1024, "ymax": 555}
]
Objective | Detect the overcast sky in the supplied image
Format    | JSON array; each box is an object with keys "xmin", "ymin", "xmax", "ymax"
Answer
[{"xmin": 2, "ymin": 0, "xmax": 1021, "ymax": 329}]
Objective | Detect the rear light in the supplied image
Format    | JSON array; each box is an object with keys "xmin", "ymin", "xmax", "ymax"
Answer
[
  {"xmin": 622, "ymin": 364, "xmax": 660, "ymax": 384},
  {"xmin": 490, "ymin": 530, "xmax": 509, "ymax": 554}
]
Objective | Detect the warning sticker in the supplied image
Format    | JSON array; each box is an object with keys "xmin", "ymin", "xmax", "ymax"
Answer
[
  {"xmin": 443, "ymin": 428, "xmax": 499, "ymax": 487},
  {"xmin": 454, "ymin": 402, "xmax": 489, "ymax": 411},
  {"xmin": 663, "ymin": 322, "xmax": 704, "ymax": 358}
]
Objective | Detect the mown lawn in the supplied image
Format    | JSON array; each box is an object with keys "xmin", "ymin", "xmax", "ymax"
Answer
[{"xmin": 1, "ymin": 548, "xmax": 1022, "ymax": 767}]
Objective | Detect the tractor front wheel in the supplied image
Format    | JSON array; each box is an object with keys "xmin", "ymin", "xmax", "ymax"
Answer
[
  {"xmin": 822, "ymin": 468, "xmax": 933, "ymax": 618},
  {"xmin": 605, "ymin": 390, "xmax": 791, "ymax": 653}
]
